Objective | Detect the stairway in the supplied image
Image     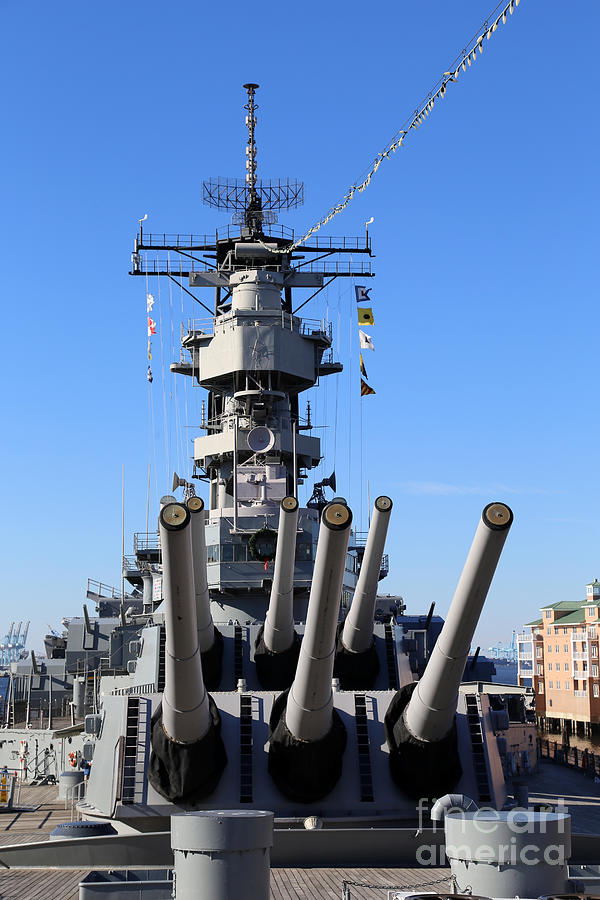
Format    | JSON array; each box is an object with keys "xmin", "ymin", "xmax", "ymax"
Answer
[{"xmin": 465, "ymin": 693, "xmax": 491, "ymax": 803}]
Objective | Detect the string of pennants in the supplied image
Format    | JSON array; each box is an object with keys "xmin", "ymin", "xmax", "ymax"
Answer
[
  {"xmin": 258, "ymin": 0, "xmax": 521, "ymax": 256},
  {"xmin": 146, "ymin": 292, "xmax": 155, "ymax": 384},
  {"xmin": 356, "ymin": 285, "xmax": 376, "ymax": 397}
]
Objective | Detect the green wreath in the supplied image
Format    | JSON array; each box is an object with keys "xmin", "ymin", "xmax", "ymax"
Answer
[{"xmin": 248, "ymin": 527, "xmax": 278, "ymax": 562}]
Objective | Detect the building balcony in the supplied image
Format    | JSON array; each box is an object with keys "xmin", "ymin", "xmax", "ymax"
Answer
[
  {"xmin": 574, "ymin": 690, "xmax": 588, "ymax": 698},
  {"xmin": 573, "ymin": 652, "xmax": 588, "ymax": 660},
  {"xmin": 571, "ymin": 631, "xmax": 588, "ymax": 640},
  {"xmin": 518, "ymin": 651, "xmax": 533, "ymax": 660},
  {"xmin": 517, "ymin": 633, "xmax": 533, "ymax": 643}
]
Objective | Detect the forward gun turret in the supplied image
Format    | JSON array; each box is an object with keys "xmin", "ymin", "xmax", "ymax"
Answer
[
  {"xmin": 384, "ymin": 502, "xmax": 513, "ymax": 800},
  {"xmin": 148, "ymin": 503, "xmax": 227, "ymax": 803},
  {"xmin": 268, "ymin": 502, "xmax": 352, "ymax": 801}
]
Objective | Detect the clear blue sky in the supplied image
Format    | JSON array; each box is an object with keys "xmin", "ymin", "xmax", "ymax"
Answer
[{"xmin": 1, "ymin": 1, "xmax": 598, "ymax": 654}]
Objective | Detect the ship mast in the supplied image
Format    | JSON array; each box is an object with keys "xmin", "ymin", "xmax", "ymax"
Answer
[{"xmin": 130, "ymin": 84, "xmax": 375, "ymax": 618}]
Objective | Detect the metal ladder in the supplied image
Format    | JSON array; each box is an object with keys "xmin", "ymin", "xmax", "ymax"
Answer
[
  {"xmin": 122, "ymin": 697, "xmax": 150, "ymax": 804},
  {"xmin": 354, "ymin": 694, "xmax": 374, "ymax": 802},
  {"xmin": 157, "ymin": 627, "xmax": 166, "ymax": 692},
  {"xmin": 383, "ymin": 624, "xmax": 399, "ymax": 689},
  {"xmin": 239, "ymin": 694, "xmax": 253, "ymax": 803},
  {"xmin": 465, "ymin": 693, "xmax": 491, "ymax": 803}
]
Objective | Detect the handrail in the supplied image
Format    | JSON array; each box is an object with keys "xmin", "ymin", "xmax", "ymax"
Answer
[{"xmin": 64, "ymin": 777, "xmax": 87, "ymax": 820}]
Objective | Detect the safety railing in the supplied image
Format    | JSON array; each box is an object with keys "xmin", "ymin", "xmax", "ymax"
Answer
[
  {"xmin": 87, "ymin": 579, "xmax": 123, "ymax": 600},
  {"xmin": 539, "ymin": 737, "xmax": 600, "ymax": 779},
  {"xmin": 133, "ymin": 532, "xmax": 160, "ymax": 553},
  {"xmin": 64, "ymin": 778, "xmax": 87, "ymax": 821},
  {"xmin": 139, "ymin": 232, "xmax": 215, "ymax": 248},
  {"xmin": 138, "ymin": 257, "xmax": 373, "ymax": 276}
]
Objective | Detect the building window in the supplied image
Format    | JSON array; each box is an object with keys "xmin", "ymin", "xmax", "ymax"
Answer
[
  {"xmin": 536, "ymin": 647, "xmax": 543, "ymax": 658},
  {"xmin": 565, "ymin": 680, "xmax": 570, "ymax": 690},
  {"xmin": 595, "ymin": 684, "xmax": 600, "ymax": 699},
  {"xmin": 555, "ymin": 645, "xmax": 560, "ymax": 653},
  {"xmin": 564, "ymin": 628, "xmax": 568, "ymax": 634},
  {"xmin": 564, "ymin": 644, "xmax": 569, "ymax": 652},
  {"xmin": 583, "ymin": 642, "xmax": 587, "ymax": 652},
  {"xmin": 554, "ymin": 627, "xmax": 559, "ymax": 634},
  {"xmin": 548, "ymin": 645, "xmax": 552, "ymax": 652},
  {"xmin": 537, "ymin": 664, "xmax": 543, "ymax": 675},
  {"xmin": 538, "ymin": 682, "xmax": 544, "ymax": 694},
  {"xmin": 593, "ymin": 665, "xmax": 598, "ymax": 678},
  {"xmin": 564, "ymin": 662, "xmax": 569, "ymax": 671},
  {"xmin": 548, "ymin": 663, "xmax": 552, "ymax": 671},
  {"xmin": 545, "ymin": 610, "xmax": 552, "ymax": 618},
  {"xmin": 549, "ymin": 681, "xmax": 553, "ymax": 689},
  {"xmin": 556, "ymin": 680, "xmax": 561, "ymax": 689},
  {"xmin": 593, "ymin": 645, "xmax": 599, "ymax": 658},
  {"xmin": 547, "ymin": 628, "xmax": 552, "ymax": 635}
]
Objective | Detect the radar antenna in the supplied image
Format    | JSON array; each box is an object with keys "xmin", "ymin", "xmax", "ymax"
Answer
[{"xmin": 202, "ymin": 83, "xmax": 304, "ymax": 236}]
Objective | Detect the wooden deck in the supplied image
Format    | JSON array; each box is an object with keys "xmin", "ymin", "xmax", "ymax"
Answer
[{"xmin": 1, "ymin": 761, "xmax": 598, "ymax": 899}]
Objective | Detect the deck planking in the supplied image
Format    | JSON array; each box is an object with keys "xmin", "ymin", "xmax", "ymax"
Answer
[{"xmin": 1, "ymin": 763, "xmax": 599, "ymax": 898}]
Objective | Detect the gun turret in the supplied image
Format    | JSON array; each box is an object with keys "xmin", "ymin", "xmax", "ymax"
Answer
[
  {"xmin": 335, "ymin": 495, "xmax": 392, "ymax": 688},
  {"xmin": 254, "ymin": 497, "xmax": 301, "ymax": 689},
  {"xmin": 188, "ymin": 497, "xmax": 223, "ymax": 690},
  {"xmin": 148, "ymin": 503, "xmax": 227, "ymax": 803},
  {"xmin": 384, "ymin": 502, "xmax": 513, "ymax": 800},
  {"xmin": 268, "ymin": 501, "xmax": 351, "ymax": 802}
]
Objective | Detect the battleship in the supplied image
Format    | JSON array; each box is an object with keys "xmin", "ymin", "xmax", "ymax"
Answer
[{"xmin": 8, "ymin": 80, "xmax": 599, "ymax": 900}]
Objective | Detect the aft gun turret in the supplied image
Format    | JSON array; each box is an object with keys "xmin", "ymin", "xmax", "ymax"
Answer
[
  {"xmin": 254, "ymin": 497, "xmax": 301, "ymax": 689},
  {"xmin": 384, "ymin": 502, "xmax": 513, "ymax": 800},
  {"xmin": 268, "ymin": 501, "xmax": 351, "ymax": 801},
  {"xmin": 335, "ymin": 495, "xmax": 393, "ymax": 688},
  {"xmin": 148, "ymin": 503, "xmax": 227, "ymax": 803}
]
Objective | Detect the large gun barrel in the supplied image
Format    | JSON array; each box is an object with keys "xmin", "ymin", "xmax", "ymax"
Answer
[
  {"xmin": 264, "ymin": 496, "xmax": 299, "ymax": 653},
  {"xmin": 384, "ymin": 502, "xmax": 513, "ymax": 800},
  {"xmin": 268, "ymin": 502, "xmax": 352, "ymax": 802},
  {"xmin": 404, "ymin": 501, "xmax": 513, "ymax": 742},
  {"xmin": 286, "ymin": 501, "xmax": 352, "ymax": 741},
  {"xmin": 159, "ymin": 503, "xmax": 211, "ymax": 744},
  {"xmin": 148, "ymin": 502, "xmax": 227, "ymax": 803},
  {"xmin": 188, "ymin": 496, "xmax": 223, "ymax": 691},
  {"xmin": 187, "ymin": 497, "xmax": 214, "ymax": 653},
  {"xmin": 255, "ymin": 497, "xmax": 301, "ymax": 689},
  {"xmin": 341, "ymin": 495, "xmax": 393, "ymax": 654}
]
